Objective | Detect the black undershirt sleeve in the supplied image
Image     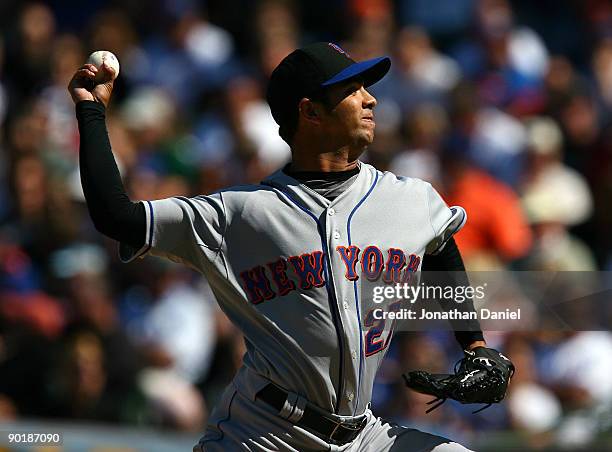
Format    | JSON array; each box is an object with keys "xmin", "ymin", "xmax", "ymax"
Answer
[
  {"xmin": 76, "ymin": 100, "xmax": 145, "ymax": 249},
  {"xmin": 422, "ymin": 238, "xmax": 485, "ymax": 349}
]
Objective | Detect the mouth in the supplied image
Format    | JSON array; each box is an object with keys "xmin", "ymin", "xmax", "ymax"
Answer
[{"xmin": 361, "ymin": 116, "xmax": 375, "ymax": 126}]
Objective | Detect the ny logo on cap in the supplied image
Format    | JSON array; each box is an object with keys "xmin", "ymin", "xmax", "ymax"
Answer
[{"xmin": 328, "ymin": 43, "xmax": 351, "ymax": 58}]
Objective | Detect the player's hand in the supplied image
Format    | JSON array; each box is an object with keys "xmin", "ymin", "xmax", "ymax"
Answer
[{"xmin": 67, "ymin": 62, "xmax": 116, "ymax": 108}]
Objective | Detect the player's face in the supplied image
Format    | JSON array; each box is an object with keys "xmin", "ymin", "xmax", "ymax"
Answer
[{"xmin": 317, "ymin": 79, "xmax": 378, "ymax": 149}]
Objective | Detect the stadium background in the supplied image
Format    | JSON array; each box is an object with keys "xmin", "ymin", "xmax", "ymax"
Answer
[{"xmin": 0, "ymin": 0, "xmax": 611, "ymax": 450}]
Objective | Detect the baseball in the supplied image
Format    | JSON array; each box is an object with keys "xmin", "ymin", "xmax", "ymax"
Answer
[{"xmin": 87, "ymin": 50, "xmax": 120, "ymax": 81}]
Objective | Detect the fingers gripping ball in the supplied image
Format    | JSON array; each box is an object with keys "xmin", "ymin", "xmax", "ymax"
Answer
[{"xmin": 87, "ymin": 50, "xmax": 120, "ymax": 83}]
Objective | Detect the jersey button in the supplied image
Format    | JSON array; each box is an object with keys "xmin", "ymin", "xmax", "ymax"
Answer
[
  {"xmin": 333, "ymin": 231, "xmax": 340, "ymax": 239},
  {"xmin": 343, "ymin": 302, "xmax": 349, "ymax": 310},
  {"xmin": 351, "ymin": 350, "xmax": 357, "ymax": 360},
  {"xmin": 347, "ymin": 392, "xmax": 354, "ymax": 401},
  {"xmin": 328, "ymin": 208, "xmax": 335, "ymax": 216}
]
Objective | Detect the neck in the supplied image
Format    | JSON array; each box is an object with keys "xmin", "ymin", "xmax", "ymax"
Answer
[{"xmin": 290, "ymin": 143, "xmax": 362, "ymax": 173}]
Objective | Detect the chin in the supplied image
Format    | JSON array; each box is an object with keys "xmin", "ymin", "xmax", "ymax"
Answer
[
  {"xmin": 347, "ymin": 129, "xmax": 375, "ymax": 151},
  {"xmin": 360, "ymin": 133, "xmax": 375, "ymax": 147}
]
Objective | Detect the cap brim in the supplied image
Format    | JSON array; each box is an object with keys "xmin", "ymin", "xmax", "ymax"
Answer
[{"xmin": 321, "ymin": 56, "xmax": 391, "ymax": 87}]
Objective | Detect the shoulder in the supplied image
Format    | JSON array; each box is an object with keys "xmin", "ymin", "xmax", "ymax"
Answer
[
  {"xmin": 200, "ymin": 180, "xmax": 285, "ymax": 214},
  {"xmin": 215, "ymin": 183, "xmax": 276, "ymax": 197},
  {"xmin": 206, "ymin": 182, "xmax": 279, "ymax": 205},
  {"xmin": 365, "ymin": 164, "xmax": 432, "ymax": 193}
]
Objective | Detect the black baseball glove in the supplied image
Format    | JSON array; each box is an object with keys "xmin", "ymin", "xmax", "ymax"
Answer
[{"xmin": 403, "ymin": 346, "xmax": 515, "ymax": 413}]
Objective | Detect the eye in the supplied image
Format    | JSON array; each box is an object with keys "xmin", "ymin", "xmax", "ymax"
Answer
[{"xmin": 345, "ymin": 84, "xmax": 361, "ymax": 96}]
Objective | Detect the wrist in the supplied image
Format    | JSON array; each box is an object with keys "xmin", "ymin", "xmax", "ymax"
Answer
[
  {"xmin": 76, "ymin": 99, "xmax": 105, "ymax": 107},
  {"xmin": 466, "ymin": 340, "xmax": 487, "ymax": 351},
  {"xmin": 75, "ymin": 100, "xmax": 106, "ymax": 116}
]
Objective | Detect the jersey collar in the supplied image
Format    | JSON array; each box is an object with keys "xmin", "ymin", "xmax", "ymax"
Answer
[{"xmin": 261, "ymin": 161, "xmax": 373, "ymax": 210}]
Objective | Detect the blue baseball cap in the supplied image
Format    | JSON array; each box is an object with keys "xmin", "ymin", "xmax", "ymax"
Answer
[{"xmin": 267, "ymin": 42, "xmax": 391, "ymax": 127}]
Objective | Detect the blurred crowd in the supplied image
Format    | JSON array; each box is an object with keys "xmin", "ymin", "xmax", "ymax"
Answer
[{"xmin": 0, "ymin": 0, "xmax": 611, "ymax": 450}]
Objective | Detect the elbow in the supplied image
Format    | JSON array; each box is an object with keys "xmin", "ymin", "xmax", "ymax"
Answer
[
  {"xmin": 89, "ymin": 212, "xmax": 120, "ymax": 241},
  {"xmin": 92, "ymin": 218, "xmax": 109, "ymax": 236},
  {"xmin": 85, "ymin": 200, "xmax": 144, "ymax": 245}
]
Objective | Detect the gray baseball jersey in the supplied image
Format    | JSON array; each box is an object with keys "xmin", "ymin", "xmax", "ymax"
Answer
[{"xmin": 121, "ymin": 162, "xmax": 465, "ymax": 418}]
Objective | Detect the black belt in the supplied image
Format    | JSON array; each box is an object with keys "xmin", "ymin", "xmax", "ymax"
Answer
[{"xmin": 255, "ymin": 384, "xmax": 367, "ymax": 446}]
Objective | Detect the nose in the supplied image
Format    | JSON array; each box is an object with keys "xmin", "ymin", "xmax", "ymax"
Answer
[{"xmin": 361, "ymin": 87, "xmax": 377, "ymax": 109}]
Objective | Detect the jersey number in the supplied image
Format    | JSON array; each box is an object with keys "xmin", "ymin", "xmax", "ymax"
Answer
[{"xmin": 363, "ymin": 301, "xmax": 401, "ymax": 356}]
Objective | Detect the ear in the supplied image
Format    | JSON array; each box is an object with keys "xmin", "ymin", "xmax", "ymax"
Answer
[{"xmin": 298, "ymin": 98, "xmax": 321, "ymax": 124}]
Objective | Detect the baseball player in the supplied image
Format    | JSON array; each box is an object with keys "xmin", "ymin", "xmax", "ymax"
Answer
[{"xmin": 68, "ymin": 42, "xmax": 514, "ymax": 451}]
